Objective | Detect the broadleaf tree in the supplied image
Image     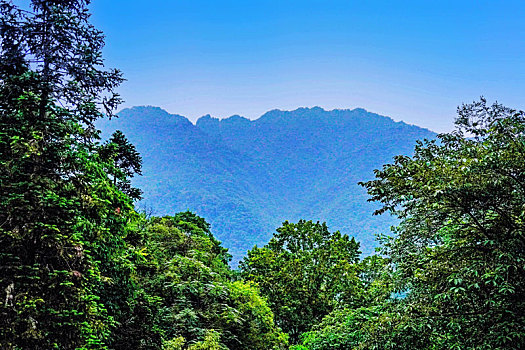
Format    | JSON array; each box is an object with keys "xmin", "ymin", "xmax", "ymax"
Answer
[
  {"xmin": 357, "ymin": 98, "xmax": 525, "ymax": 349},
  {"xmin": 240, "ymin": 220, "xmax": 361, "ymax": 344}
]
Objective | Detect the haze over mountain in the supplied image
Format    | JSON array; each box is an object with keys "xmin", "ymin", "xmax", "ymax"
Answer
[{"xmin": 97, "ymin": 106, "xmax": 436, "ymax": 263}]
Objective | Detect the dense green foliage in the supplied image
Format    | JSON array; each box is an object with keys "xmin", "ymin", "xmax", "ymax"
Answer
[
  {"xmin": 125, "ymin": 213, "xmax": 288, "ymax": 349},
  {"xmin": 97, "ymin": 106, "xmax": 435, "ymax": 262},
  {"xmin": 240, "ymin": 220, "xmax": 362, "ymax": 344},
  {"xmin": 0, "ymin": 0, "xmax": 130, "ymax": 347},
  {"xmin": 0, "ymin": 1, "xmax": 285, "ymax": 349},
  {"xmin": 99, "ymin": 130, "xmax": 143, "ymax": 200},
  {"xmin": 363, "ymin": 99, "xmax": 525, "ymax": 349}
]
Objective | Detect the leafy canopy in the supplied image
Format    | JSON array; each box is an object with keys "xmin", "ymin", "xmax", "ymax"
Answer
[
  {"xmin": 240, "ymin": 220, "xmax": 361, "ymax": 344},
  {"xmin": 129, "ymin": 213, "xmax": 288, "ymax": 350},
  {"xmin": 357, "ymin": 98, "xmax": 525, "ymax": 349}
]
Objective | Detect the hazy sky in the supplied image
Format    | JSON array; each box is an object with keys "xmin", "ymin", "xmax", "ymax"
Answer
[{"xmin": 90, "ymin": 0, "xmax": 525, "ymax": 132}]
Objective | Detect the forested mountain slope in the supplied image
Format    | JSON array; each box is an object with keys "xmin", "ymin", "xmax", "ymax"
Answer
[{"xmin": 97, "ymin": 106, "xmax": 435, "ymax": 262}]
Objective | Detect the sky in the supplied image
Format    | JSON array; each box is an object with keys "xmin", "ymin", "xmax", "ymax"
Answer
[{"xmin": 89, "ymin": 0, "xmax": 525, "ymax": 133}]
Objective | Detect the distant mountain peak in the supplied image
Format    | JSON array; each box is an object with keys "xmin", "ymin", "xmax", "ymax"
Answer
[
  {"xmin": 258, "ymin": 109, "xmax": 284, "ymax": 121},
  {"xmin": 196, "ymin": 114, "xmax": 252, "ymax": 131},
  {"xmin": 117, "ymin": 106, "xmax": 192, "ymax": 127},
  {"xmin": 223, "ymin": 114, "xmax": 251, "ymax": 124},
  {"xmin": 294, "ymin": 106, "xmax": 325, "ymax": 113},
  {"xmin": 350, "ymin": 107, "xmax": 368, "ymax": 114},
  {"xmin": 119, "ymin": 105, "xmax": 169, "ymax": 115},
  {"xmin": 195, "ymin": 106, "xmax": 408, "ymax": 126}
]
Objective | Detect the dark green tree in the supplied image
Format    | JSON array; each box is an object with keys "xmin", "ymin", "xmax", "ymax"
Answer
[
  {"xmin": 240, "ymin": 220, "xmax": 361, "ymax": 344},
  {"xmin": 99, "ymin": 130, "xmax": 143, "ymax": 200},
  {"xmin": 0, "ymin": 0, "xmax": 133, "ymax": 348},
  {"xmin": 357, "ymin": 98, "xmax": 525, "ymax": 349}
]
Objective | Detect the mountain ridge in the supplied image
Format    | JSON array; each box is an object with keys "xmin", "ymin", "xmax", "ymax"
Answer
[
  {"xmin": 118, "ymin": 106, "xmax": 433, "ymax": 133},
  {"xmin": 197, "ymin": 107, "xmax": 425, "ymax": 128}
]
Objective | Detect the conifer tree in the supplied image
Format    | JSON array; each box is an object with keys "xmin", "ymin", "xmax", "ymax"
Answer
[
  {"xmin": 0, "ymin": 1, "xmax": 132, "ymax": 348},
  {"xmin": 99, "ymin": 130, "xmax": 143, "ymax": 200}
]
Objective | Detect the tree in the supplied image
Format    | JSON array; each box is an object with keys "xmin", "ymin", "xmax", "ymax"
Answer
[
  {"xmin": 240, "ymin": 220, "xmax": 361, "ymax": 343},
  {"xmin": 99, "ymin": 130, "xmax": 143, "ymax": 200},
  {"xmin": 129, "ymin": 213, "xmax": 288, "ymax": 350},
  {"xmin": 359, "ymin": 98, "xmax": 525, "ymax": 349},
  {"xmin": 0, "ymin": 0, "xmax": 133, "ymax": 348}
]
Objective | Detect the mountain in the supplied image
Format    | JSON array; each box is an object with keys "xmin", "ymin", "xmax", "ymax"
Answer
[{"xmin": 97, "ymin": 106, "xmax": 436, "ymax": 264}]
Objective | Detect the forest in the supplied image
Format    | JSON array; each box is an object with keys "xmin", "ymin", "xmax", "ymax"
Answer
[{"xmin": 1, "ymin": 1, "xmax": 524, "ymax": 349}]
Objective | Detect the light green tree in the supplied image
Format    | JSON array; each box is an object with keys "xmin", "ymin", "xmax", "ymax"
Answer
[
  {"xmin": 240, "ymin": 220, "xmax": 361, "ymax": 344},
  {"xmin": 131, "ymin": 213, "xmax": 288, "ymax": 349}
]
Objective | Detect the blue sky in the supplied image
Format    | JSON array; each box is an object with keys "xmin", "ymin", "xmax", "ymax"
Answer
[{"xmin": 90, "ymin": 0, "xmax": 525, "ymax": 132}]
